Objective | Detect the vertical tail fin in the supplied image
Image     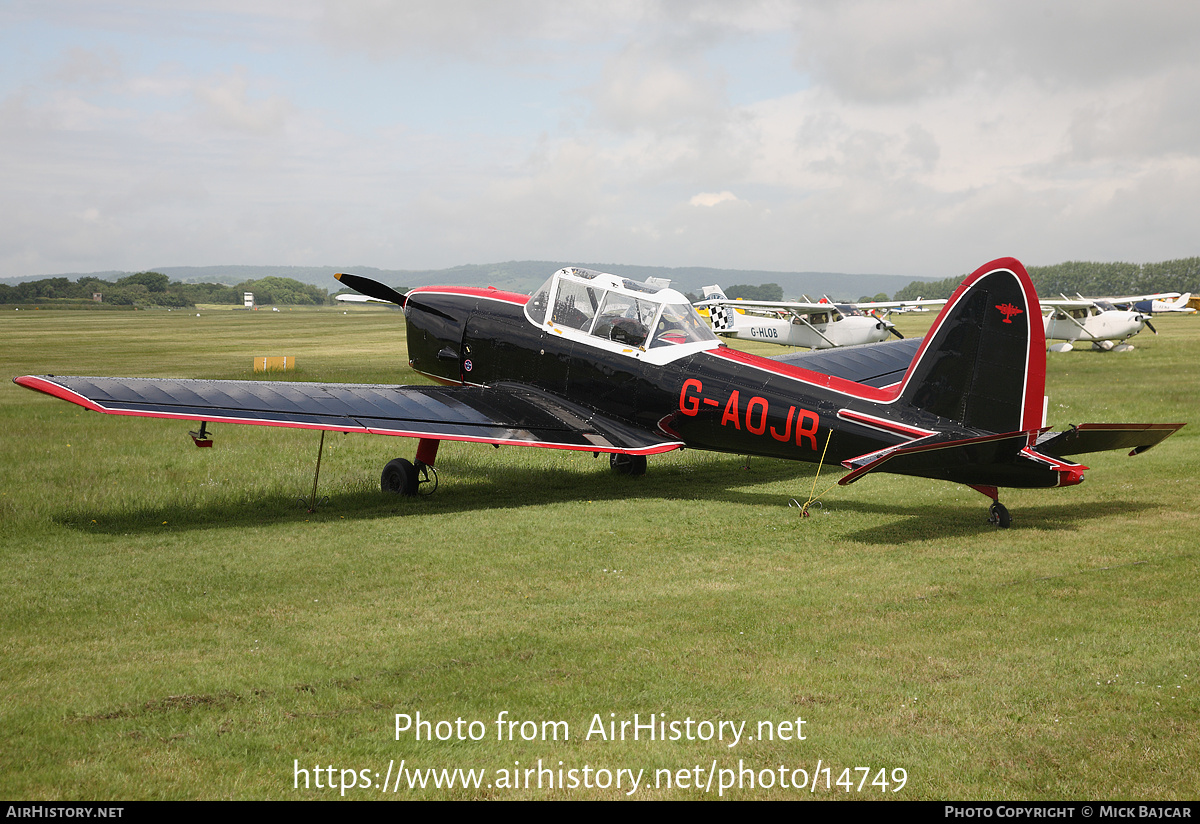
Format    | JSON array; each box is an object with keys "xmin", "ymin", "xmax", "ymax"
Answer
[{"xmin": 899, "ymin": 258, "xmax": 1046, "ymax": 434}]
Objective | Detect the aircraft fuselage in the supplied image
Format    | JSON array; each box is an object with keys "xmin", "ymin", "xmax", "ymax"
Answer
[
  {"xmin": 400, "ymin": 282, "xmax": 1056, "ymax": 489},
  {"xmin": 724, "ymin": 313, "xmax": 894, "ymax": 349},
  {"xmin": 1043, "ymin": 307, "xmax": 1146, "ymax": 344}
]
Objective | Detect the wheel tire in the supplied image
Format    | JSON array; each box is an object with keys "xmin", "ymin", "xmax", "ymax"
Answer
[
  {"xmin": 988, "ymin": 502, "xmax": 1011, "ymax": 529},
  {"xmin": 381, "ymin": 458, "xmax": 419, "ymax": 495},
  {"xmin": 610, "ymin": 453, "xmax": 647, "ymax": 477}
]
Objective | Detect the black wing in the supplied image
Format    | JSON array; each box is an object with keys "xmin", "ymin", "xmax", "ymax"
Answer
[{"xmin": 14, "ymin": 375, "xmax": 681, "ymax": 455}]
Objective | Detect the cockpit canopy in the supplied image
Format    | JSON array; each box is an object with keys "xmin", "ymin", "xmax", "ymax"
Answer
[{"xmin": 525, "ymin": 268, "xmax": 717, "ymax": 350}]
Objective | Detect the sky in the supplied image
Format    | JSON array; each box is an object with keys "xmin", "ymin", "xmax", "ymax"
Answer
[{"xmin": 2, "ymin": 0, "xmax": 1198, "ymax": 280}]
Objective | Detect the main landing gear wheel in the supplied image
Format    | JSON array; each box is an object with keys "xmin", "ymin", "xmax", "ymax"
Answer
[
  {"xmin": 610, "ymin": 453, "xmax": 647, "ymax": 477},
  {"xmin": 381, "ymin": 458, "xmax": 439, "ymax": 496},
  {"xmin": 382, "ymin": 458, "xmax": 418, "ymax": 495},
  {"xmin": 988, "ymin": 501, "xmax": 1011, "ymax": 529}
]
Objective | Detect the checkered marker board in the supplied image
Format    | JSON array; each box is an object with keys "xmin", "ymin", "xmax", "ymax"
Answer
[{"xmin": 709, "ymin": 304, "xmax": 731, "ymax": 331}]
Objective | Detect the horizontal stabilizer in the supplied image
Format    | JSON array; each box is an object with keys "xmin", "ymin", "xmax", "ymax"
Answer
[
  {"xmin": 1035, "ymin": 422, "xmax": 1185, "ymax": 457},
  {"xmin": 840, "ymin": 430, "xmax": 1034, "ymax": 486}
]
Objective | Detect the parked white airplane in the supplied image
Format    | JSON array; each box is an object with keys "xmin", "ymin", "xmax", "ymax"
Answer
[
  {"xmin": 1041, "ymin": 294, "xmax": 1175, "ymax": 352},
  {"xmin": 1121, "ymin": 293, "xmax": 1195, "ymax": 314},
  {"xmin": 695, "ymin": 286, "xmax": 944, "ymax": 350},
  {"xmin": 888, "ymin": 297, "xmax": 932, "ymax": 313}
]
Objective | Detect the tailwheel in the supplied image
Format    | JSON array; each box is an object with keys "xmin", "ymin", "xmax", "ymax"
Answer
[
  {"xmin": 610, "ymin": 453, "xmax": 647, "ymax": 476},
  {"xmin": 988, "ymin": 501, "xmax": 1011, "ymax": 529}
]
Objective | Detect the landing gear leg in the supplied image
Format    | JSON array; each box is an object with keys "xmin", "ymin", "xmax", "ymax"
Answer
[{"xmin": 413, "ymin": 438, "xmax": 440, "ymax": 496}]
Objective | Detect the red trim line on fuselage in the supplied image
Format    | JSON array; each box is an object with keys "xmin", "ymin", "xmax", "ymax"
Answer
[
  {"xmin": 836, "ymin": 408, "xmax": 936, "ymax": 438},
  {"xmin": 407, "ymin": 285, "xmax": 531, "ymax": 306},
  {"xmin": 704, "ymin": 347, "xmax": 899, "ymax": 402}
]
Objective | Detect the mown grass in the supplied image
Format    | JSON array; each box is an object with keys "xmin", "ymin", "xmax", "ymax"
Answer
[{"xmin": 1, "ymin": 305, "xmax": 1198, "ymax": 800}]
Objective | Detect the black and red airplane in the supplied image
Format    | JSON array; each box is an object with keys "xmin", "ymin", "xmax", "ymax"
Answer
[{"xmin": 14, "ymin": 258, "xmax": 1183, "ymax": 527}]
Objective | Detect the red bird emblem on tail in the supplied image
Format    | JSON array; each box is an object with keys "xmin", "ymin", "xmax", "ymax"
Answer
[{"xmin": 995, "ymin": 303, "xmax": 1023, "ymax": 323}]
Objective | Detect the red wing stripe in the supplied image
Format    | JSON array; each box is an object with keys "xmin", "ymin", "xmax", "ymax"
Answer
[{"xmin": 14, "ymin": 375, "xmax": 106, "ymax": 411}]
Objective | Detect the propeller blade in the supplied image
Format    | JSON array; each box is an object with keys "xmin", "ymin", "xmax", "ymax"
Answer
[
  {"xmin": 888, "ymin": 325, "xmax": 904, "ymax": 339},
  {"xmin": 1146, "ymin": 319, "xmax": 1157, "ymax": 334},
  {"xmin": 335, "ymin": 272, "xmax": 408, "ymax": 306}
]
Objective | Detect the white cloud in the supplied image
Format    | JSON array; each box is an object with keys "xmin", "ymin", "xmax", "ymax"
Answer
[
  {"xmin": 592, "ymin": 44, "xmax": 727, "ymax": 134},
  {"xmin": 689, "ymin": 191, "xmax": 740, "ymax": 207},
  {"xmin": 788, "ymin": 1, "xmax": 1200, "ymax": 102},
  {"xmin": 315, "ymin": 0, "xmax": 790, "ymax": 60},
  {"xmin": 50, "ymin": 46, "xmax": 124, "ymax": 86},
  {"xmin": 194, "ymin": 69, "xmax": 293, "ymax": 134}
]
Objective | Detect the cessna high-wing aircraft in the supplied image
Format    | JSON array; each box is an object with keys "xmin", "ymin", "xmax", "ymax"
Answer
[
  {"xmin": 696, "ymin": 287, "xmax": 944, "ymax": 350},
  {"xmin": 14, "ymin": 258, "xmax": 1183, "ymax": 527},
  {"xmin": 1122, "ymin": 293, "xmax": 1195, "ymax": 315},
  {"xmin": 1040, "ymin": 295, "xmax": 1170, "ymax": 352}
]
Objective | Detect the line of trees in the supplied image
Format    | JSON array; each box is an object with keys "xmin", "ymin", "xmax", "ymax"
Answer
[
  {"xmin": 725, "ymin": 283, "xmax": 784, "ymax": 301},
  {"xmin": 892, "ymin": 257, "xmax": 1200, "ymax": 301},
  {"xmin": 0, "ymin": 273, "xmax": 329, "ymax": 308}
]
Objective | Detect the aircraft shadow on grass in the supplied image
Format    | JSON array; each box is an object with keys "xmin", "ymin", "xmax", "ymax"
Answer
[
  {"xmin": 58, "ymin": 454, "xmax": 811, "ymax": 534},
  {"xmin": 60, "ymin": 454, "xmax": 1155, "ymax": 542},
  {"xmin": 831, "ymin": 499, "xmax": 1157, "ymax": 543}
]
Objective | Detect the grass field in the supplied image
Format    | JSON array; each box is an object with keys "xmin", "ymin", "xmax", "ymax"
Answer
[{"xmin": 2, "ymin": 304, "xmax": 1198, "ymax": 800}]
